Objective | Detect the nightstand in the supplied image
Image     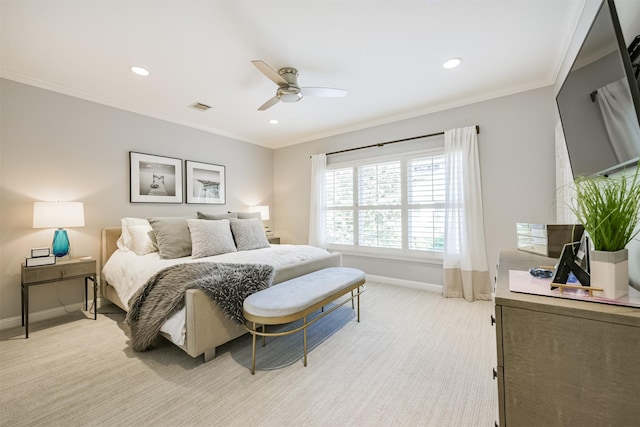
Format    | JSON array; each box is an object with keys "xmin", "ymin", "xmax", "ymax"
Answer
[
  {"xmin": 267, "ymin": 236, "xmax": 280, "ymax": 244},
  {"xmin": 21, "ymin": 257, "xmax": 97, "ymax": 338}
]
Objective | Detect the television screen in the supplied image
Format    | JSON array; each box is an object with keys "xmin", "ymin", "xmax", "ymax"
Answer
[{"xmin": 556, "ymin": 0, "xmax": 640, "ymax": 177}]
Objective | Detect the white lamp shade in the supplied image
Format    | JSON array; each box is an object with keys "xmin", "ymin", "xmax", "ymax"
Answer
[
  {"xmin": 33, "ymin": 201, "xmax": 85, "ymax": 228},
  {"xmin": 254, "ymin": 205, "xmax": 270, "ymax": 221}
]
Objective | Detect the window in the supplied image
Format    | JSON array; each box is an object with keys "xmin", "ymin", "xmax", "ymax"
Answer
[{"xmin": 325, "ymin": 150, "xmax": 445, "ymax": 259}]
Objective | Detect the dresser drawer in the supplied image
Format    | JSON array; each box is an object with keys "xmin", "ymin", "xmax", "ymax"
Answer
[{"xmin": 22, "ymin": 260, "xmax": 96, "ymax": 284}]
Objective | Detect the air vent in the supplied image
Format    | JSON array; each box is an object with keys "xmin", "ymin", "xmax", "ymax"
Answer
[{"xmin": 189, "ymin": 102, "xmax": 212, "ymax": 111}]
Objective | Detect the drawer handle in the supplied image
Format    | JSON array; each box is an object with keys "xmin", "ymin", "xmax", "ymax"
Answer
[
  {"xmin": 490, "ymin": 315, "xmax": 495, "ymax": 326},
  {"xmin": 492, "ymin": 368, "xmax": 497, "ymax": 380}
]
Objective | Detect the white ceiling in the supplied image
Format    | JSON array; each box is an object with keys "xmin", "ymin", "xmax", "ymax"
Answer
[{"xmin": 1, "ymin": 0, "xmax": 588, "ymax": 149}]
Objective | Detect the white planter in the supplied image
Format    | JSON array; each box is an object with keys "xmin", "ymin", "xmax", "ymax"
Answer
[{"xmin": 590, "ymin": 249, "xmax": 629, "ymax": 299}]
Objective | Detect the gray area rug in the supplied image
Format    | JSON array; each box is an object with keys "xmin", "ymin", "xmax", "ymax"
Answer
[{"xmin": 0, "ymin": 281, "xmax": 498, "ymax": 426}]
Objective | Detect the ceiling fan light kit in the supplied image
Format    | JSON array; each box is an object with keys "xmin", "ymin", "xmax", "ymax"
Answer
[
  {"xmin": 276, "ymin": 68, "xmax": 303, "ymax": 103},
  {"xmin": 252, "ymin": 60, "xmax": 347, "ymax": 111}
]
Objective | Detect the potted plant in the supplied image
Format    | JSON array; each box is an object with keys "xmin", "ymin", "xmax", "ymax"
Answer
[{"xmin": 570, "ymin": 165, "xmax": 640, "ymax": 298}]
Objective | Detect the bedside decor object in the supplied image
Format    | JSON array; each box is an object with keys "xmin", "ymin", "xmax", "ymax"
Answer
[
  {"xmin": 185, "ymin": 160, "xmax": 225, "ymax": 204},
  {"xmin": 30, "ymin": 247, "xmax": 50, "ymax": 258},
  {"xmin": 570, "ymin": 166, "xmax": 640, "ymax": 298},
  {"xmin": 25, "ymin": 256, "xmax": 56, "ymax": 267},
  {"xmin": 130, "ymin": 152, "xmax": 183, "ymax": 203},
  {"xmin": 33, "ymin": 201, "xmax": 85, "ymax": 258}
]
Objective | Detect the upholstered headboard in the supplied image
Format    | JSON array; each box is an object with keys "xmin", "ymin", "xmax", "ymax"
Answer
[{"xmin": 101, "ymin": 227, "xmax": 121, "ymax": 269}]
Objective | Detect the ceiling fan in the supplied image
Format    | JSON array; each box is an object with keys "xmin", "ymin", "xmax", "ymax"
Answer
[{"xmin": 251, "ymin": 60, "xmax": 348, "ymax": 111}]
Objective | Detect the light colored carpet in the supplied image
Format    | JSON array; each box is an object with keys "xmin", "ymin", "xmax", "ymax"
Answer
[{"xmin": 0, "ymin": 281, "xmax": 498, "ymax": 426}]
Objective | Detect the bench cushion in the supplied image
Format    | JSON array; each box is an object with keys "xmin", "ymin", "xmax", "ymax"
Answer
[{"xmin": 243, "ymin": 267, "xmax": 365, "ymax": 318}]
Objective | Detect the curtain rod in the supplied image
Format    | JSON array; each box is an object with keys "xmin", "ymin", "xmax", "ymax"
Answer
[{"xmin": 324, "ymin": 125, "xmax": 480, "ymax": 156}]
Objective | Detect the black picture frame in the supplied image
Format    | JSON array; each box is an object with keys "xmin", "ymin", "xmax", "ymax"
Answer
[
  {"xmin": 185, "ymin": 160, "xmax": 226, "ymax": 204},
  {"xmin": 551, "ymin": 238, "xmax": 591, "ymax": 288},
  {"xmin": 129, "ymin": 152, "xmax": 183, "ymax": 203}
]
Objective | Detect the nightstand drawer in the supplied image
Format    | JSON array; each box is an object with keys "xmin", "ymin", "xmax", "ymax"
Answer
[
  {"xmin": 21, "ymin": 257, "xmax": 98, "ymax": 338},
  {"xmin": 22, "ymin": 260, "xmax": 96, "ymax": 284}
]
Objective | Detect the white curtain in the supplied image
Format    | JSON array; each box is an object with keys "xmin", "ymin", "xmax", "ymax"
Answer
[
  {"xmin": 308, "ymin": 153, "xmax": 327, "ymax": 248},
  {"xmin": 597, "ymin": 78, "xmax": 640, "ymax": 163},
  {"xmin": 443, "ymin": 126, "xmax": 491, "ymax": 301},
  {"xmin": 555, "ymin": 120, "xmax": 577, "ymax": 224}
]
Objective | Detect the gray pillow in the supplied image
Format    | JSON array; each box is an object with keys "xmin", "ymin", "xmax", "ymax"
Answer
[
  {"xmin": 237, "ymin": 211, "xmax": 262, "ymax": 220},
  {"xmin": 230, "ymin": 218, "xmax": 270, "ymax": 251},
  {"xmin": 147, "ymin": 217, "xmax": 192, "ymax": 259},
  {"xmin": 187, "ymin": 219, "xmax": 237, "ymax": 258},
  {"xmin": 197, "ymin": 211, "xmax": 238, "ymax": 220}
]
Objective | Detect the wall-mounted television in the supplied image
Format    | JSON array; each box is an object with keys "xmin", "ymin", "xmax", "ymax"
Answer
[{"xmin": 556, "ymin": 0, "xmax": 640, "ymax": 178}]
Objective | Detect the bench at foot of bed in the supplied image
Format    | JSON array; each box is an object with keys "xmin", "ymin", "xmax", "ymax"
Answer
[{"xmin": 242, "ymin": 267, "xmax": 366, "ymax": 375}]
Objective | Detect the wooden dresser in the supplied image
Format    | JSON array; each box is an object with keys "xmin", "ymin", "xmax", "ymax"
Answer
[{"xmin": 494, "ymin": 250, "xmax": 640, "ymax": 427}]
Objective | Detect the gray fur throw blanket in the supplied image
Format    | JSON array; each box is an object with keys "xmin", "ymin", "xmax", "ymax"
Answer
[{"xmin": 126, "ymin": 262, "xmax": 274, "ymax": 352}]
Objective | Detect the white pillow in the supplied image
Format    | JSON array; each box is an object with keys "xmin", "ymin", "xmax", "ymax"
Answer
[
  {"xmin": 187, "ymin": 219, "xmax": 237, "ymax": 258},
  {"xmin": 116, "ymin": 218, "xmax": 152, "ymax": 251},
  {"xmin": 127, "ymin": 224, "xmax": 158, "ymax": 255}
]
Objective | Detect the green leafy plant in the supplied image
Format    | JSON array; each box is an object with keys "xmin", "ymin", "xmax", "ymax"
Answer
[{"xmin": 571, "ymin": 165, "xmax": 640, "ymax": 251}]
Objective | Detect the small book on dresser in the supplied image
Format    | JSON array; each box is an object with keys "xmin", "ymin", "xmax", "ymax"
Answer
[{"xmin": 25, "ymin": 256, "xmax": 56, "ymax": 267}]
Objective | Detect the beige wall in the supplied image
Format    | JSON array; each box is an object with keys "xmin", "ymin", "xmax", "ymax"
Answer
[
  {"xmin": 0, "ymin": 79, "xmax": 274, "ymax": 322},
  {"xmin": 274, "ymin": 86, "xmax": 559, "ymax": 286}
]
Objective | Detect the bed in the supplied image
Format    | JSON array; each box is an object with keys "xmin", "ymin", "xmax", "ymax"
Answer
[{"xmin": 100, "ymin": 217, "xmax": 341, "ymax": 362}]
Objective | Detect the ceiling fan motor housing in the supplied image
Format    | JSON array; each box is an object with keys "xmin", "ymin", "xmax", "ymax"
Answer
[{"xmin": 277, "ymin": 67, "xmax": 303, "ymax": 102}]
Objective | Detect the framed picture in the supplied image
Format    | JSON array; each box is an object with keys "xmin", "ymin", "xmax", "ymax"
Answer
[
  {"xmin": 130, "ymin": 152, "xmax": 183, "ymax": 203},
  {"xmin": 185, "ymin": 160, "xmax": 226, "ymax": 204}
]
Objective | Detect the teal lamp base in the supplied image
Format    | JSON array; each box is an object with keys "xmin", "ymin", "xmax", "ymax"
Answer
[{"xmin": 52, "ymin": 228, "xmax": 70, "ymax": 257}]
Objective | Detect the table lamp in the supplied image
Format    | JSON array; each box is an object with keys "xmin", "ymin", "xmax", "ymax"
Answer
[
  {"xmin": 254, "ymin": 205, "xmax": 271, "ymax": 234},
  {"xmin": 33, "ymin": 201, "xmax": 85, "ymax": 257}
]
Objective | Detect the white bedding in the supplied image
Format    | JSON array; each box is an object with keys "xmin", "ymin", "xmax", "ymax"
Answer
[{"xmin": 102, "ymin": 244, "xmax": 332, "ymax": 346}]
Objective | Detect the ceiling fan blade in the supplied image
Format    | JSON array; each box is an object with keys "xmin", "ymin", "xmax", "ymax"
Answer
[
  {"xmin": 258, "ymin": 96, "xmax": 280, "ymax": 111},
  {"xmin": 302, "ymin": 87, "xmax": 348, "ymax": 98},
  {"xmin": 252, "ymin": 60, "xmax": 287, "ymax": 85}
]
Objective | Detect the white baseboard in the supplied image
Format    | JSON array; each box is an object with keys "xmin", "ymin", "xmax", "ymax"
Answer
[
  {"xmin": 365, "ymin": 274, "xmax": 442, "ymax": 293},
  {"xmin": 0, "ymin": 301, "xmax": 91, "ymax": 331}
]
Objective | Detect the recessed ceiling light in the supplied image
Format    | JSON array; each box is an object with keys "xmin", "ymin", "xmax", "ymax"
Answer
[
  {"xmin": 269, "ymin": 119, "xmax": 279, "ymax": 125},
  {"xmin": 443, "ymin": 58, "xmax": 462, "ymax": 69},
  {"xmin": 131, "ymin": 66, "xmax": 150, "ymax": 76}
]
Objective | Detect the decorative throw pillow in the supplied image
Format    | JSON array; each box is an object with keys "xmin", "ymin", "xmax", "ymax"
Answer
[
  {"xmin": 237, "ymin": 211, "xmax": 262, "ymax": 220},
  {"xmin": 187, "ymin": 219, "xmax": 237, "ymax": 258},
  {"xmin": 116, "ymin": 218, "xmax": 151, "ymax": 251},
  {"xmin": 197, "ymin": 211, "xmax": 238, "ymax": 220},
  {"xmin": 230, "ymin": 218, "xmax": 270, "ymax": 251},
  {"xmin": 147, "ymin": 217, "xmax": 192, "ymax": 259},
  {"xmin": 127, "ymin": 224, "xmax": 158, "ymax": 255}
]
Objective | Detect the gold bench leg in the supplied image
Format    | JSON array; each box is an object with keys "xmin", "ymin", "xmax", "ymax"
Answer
[
  {"xmin": 303, "ymin": 316, "xmax": 307, "ymax": 367},
  {"xmin": 357, "ymin": 287, "xmax": 360, "ymax": 322},
  {"xmin": 251, "ymin": 322, "xmax": 257, "ymax": 375}
]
